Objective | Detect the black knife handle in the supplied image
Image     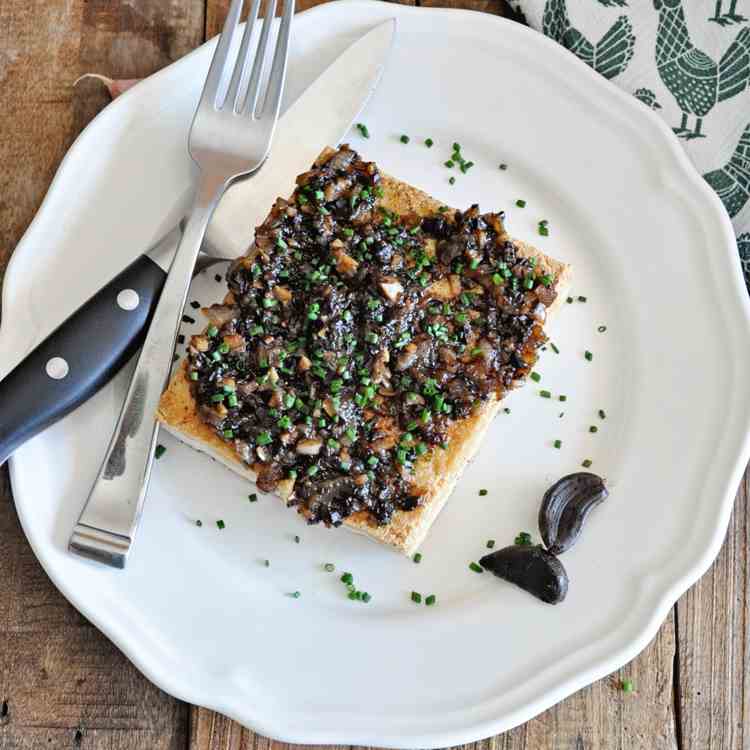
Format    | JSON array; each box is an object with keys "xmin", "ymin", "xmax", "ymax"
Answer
[{"xmin": 0, "ymin": 255, "xmax": 167, "ymax": 465}]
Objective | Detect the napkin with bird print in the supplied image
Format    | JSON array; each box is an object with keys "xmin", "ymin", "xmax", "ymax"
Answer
[{"xmin": 510, "ymin": 0, "xmax": 750, "ymax": 290}]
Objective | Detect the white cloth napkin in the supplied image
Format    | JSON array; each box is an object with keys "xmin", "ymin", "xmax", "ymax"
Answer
[{"xmin": 510, "ymin": 0, "xmax": 750, "ymax": 289}]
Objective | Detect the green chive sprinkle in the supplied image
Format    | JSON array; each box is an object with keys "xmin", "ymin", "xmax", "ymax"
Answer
[
  {"xmin": 589, "ymin": 425, "xmax": 599, "ymax": 433},
  {"xmin": 598, "ymin": 325, "xmax": 607, "ymax": 333},
  {"xmin": 559, "ymin": 395, "xmax": 567, "ymax": 402},
  {"xmin": 479, "ymin": 488, "xmax": 488, "ymax": 496},
  {"xmin": 189, "ymin": 371, "xmax": 199, "ymax": 381},
  {"xmin": 294, "ymin": 535, "xmax": 300, "ymax": 544},
  {"xmin": 248, "ymin": 493, "xmax": 258, "ymax": 503},
  {"xmin": 154, "ymin": 444, "xmax": 166, "ymax": 460},
  {"xmin": 539, "ymin": 226, "xmax": 549, "ymax": 237},
  {"xmin": 449, "ymin": 176, "xmax": 456, "ymax": 185},
  {"xmin": 195, "ymin": 519, "xmax": 203, "ymax": 527},
  {"xmin": 413, "ymin": 553, "xmax": 422, "ymax": 564},
  {"xmin": 400, "ymin": 134, "xmax": 410, "ymax": 144},
  {"xmin": 289, "ymin": 591, "xmax": 301, "ymax": 599},
  {"xmin": 516, "ymin": 199, "xmax": 526, "ymax": 208},
  {"xmin": 425, "ymin": 594, "xmax": 437, "ymax": 606},
  {"xmin": 425, "ymin": 138, "xmax": 434, "ymax": 147},
  {"xmin": 530, "ymin": 371, "xmax": 541, "ymax": 382},
  {"xmin": 469, "ymin": 562, "xmax": 483, "ymax": 573},
  {"xmin": 554, "ymin": 439, "xmax": 562, "ymax": 449},
  {"xmin": 621, "ymin": 679, "xmax": 634, "ymax": 693},
  {"xmin": 341, "ymin": 572, "xmax": 353, "ymax": 585},
  {"xmin": 264, "ymin": 559, "xmax": 270, "ymax": 567},
  {"xmin": 503, "ymin": 407, "xmax": 511, "ymax": 414},
  {"xmin": 585, "ymin": 351, "xmax": 593, "ymax": 361},
  {"xmin": 578, "ymin": 295, "xmax": 587, "ymax": 303},
  {"xmin": 551, "ymin": 342, "xmax": 560, "ymax": 354},
  {"xmin": 356, "ymin": 123, "xmax": 369, "ymax": 138},
  {"xmin": 582, "ymin": 459, "xmax": 593, "ymax": 468},
  {"xmin": 566, "ymin": 296, "xmax": 573, "ymax": 304},
  {"xmin": 499, "ymin": 163, "xmax": 508, "ymax": 170},
  {"xmin": 306, "ymin": 465, "xmax": 319, "ymax": 477},
  {"xmin": 411, "ymin": 591, "xmax": 422, "ymax": 604},
  {"xmin": 444, "ymin": 160, "xmax": 454, "ymax": 168},
  {"xmin": 362, "ymin": 592, "xmax": 372, "ymax": 603},
  {"xmin": 540, "ymin": 390, "xmax": 552, "ymax": 399},
  {"xmin": 216, "ymin": 520, "xmax": 225, "ymax": 530},
  {"xmin": 515, "ymin": 531, "xmax": 533, "ymax": 546},
  {"xmin": 486, "ymin": 539, "xmax": 495, "ymax": 549},
  {"xmin": 223, "ymin": 429, "xmax": 234, "ymax": 439},
  {"xmin": 324, "ymin": 563, "xmax": 335, "ymax": 572},
  {"xmin": 599, "ymin": 409, "xmax": 606, "ymax": 419}
]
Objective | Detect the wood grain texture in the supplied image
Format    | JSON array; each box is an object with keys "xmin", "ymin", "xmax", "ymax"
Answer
[
  {"xmin": 0, "ymin": 0, "xmax": 748, "ymax": 748},
  {"xmin": 675, "ymin": 474, "xmax": 749, "ymax": 750}
]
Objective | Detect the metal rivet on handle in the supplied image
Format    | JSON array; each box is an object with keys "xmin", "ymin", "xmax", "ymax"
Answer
[
  {"xmin": 117, "ymin": 289, "xmax": 140, "ymax": 311},
  {"xmin": 45, "ymin": 357, "xmax": 69, "ymax": 380}
]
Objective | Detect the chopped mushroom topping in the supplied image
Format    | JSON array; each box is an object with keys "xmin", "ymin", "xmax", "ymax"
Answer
[{"xmin": 186, "ymin": 145, "xmax": 557, "ymax": 527}]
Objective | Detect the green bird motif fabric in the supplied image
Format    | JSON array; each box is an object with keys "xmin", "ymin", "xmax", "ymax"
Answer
[{"xmin": 511, "ymin": 0, "xmax": 750, "ymax": 292}]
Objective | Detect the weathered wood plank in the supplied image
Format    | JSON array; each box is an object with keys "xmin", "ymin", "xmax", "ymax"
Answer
[
  {"xmin": 0, "ymin": 1, "xmax": 204, "ymax": 748},
  {"xmin": 676, "ymin": 472, "xmax": 749, "ymax": 750}
]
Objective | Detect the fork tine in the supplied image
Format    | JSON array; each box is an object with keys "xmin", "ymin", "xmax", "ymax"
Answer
[
  {"xmin": 242, "ymin": 0, "xmax": 277, "ymax": 118},
  {"xmin": 200, "ymin": 0, "xmax": 245, "ymax": 108},
  {"xmin": 259, "ymin": 0, "xmax": 294, "ymax": 120},
  {"xmin": 225, "ymin": 0, "xmax": 262, "ymax": 112}
]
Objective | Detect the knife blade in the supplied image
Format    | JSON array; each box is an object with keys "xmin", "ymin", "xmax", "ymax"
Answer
[{"xmin": 0, "ymin": 19, "xmax": 395, "ymax": 466}]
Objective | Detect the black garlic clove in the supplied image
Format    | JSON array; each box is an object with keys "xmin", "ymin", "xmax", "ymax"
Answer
[
  {"xmin": 538, "ymin": 472, "xmax": 608, "ymax": 555},
  {"xmin": 480, "ymin": 545, "xmax": 569, "ymax": 604}
]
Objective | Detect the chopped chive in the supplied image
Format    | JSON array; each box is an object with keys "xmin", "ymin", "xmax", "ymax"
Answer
[
  {"xmin": 190, "ymin": 300, "xmax": 200, "ymax": 309},
  {"xmin": 530, "ymin": 371, "xmax": 541, "ymax": 382},
  {"xmin": 411, "ymin": 591, "xmax": 422, "ymax": 604},
  {"xmin": 413, "ymin": 553, "xmax": 422, "ymax": 564},
  {"xmin": 341, "ymin": 572, "xmax": 353, "ymax": 585},
  {"xmin": 400, "ymin": 134, "xmax": 410, "ymax": 144},
  {"xmin": 578, "ymin": 295, "xmax": 587, "ymax": 303},
  {"xmin": 195, "ymin": 519, "xmax": 203, "ymax": 527},
  {"xmin": 585, "ymin": 351, "xmax": 593, "ymax": 361},
  {"xmin": 214, "ymin": 273, "xmax": 222, "ymax": 282},
  {"xmin": 516, "ymin": 199, "xmax": 526, "ymax": 208},
  {"xmin": 206, "ymin": 324, "xmax": 218, "ymax": 337},
  {"xmin": 294, "ymin": 535, "xmax": 300, "ymax": 544},
  {"xmin": 589, "ymin": 425, "xmax": 598, "ymax": 433},
  {"xmin": 478, "ymin": 488, "xmax": 488, "ymax": 496},
  {"xmin": 154, "ymin": 444, "xmax": 166, "ymax": 460},
  {"xmin": 264, "ymin": 559, "xmax": 270, "ymax": 567},
  {"xmin": 216, "ymin": 519, "xmax": 225, "ymax": 530},
  {"xmin": 248, "ymin": 493, "xmax": 258, "ymax": 503},
  {"xmin": 582, "ymin": 459, "xmax": 593, "ymax": 468},
  {"xmin": 324, "ymin": 563, "xmax": 335, "ymax": 572},
  {"xmin": 444, "ymin": 160, "xmax": 454, "ymax": 168},
  {"xmin": 598, "ymin": 409, "xmax": 606, "ymax": 419},
  {"xmin": 449, "ymin": 176, "xmax": 456, "ymax": 185},
  {"xmin": 559, "ymin": 394, "xmax": 567, "ymax": 402},
  {"xmin": 486, "ymin": 539, "xmax": 495, "ymax": 549},
  {"xmin": 566, "ymin": 296, "xmax": 573, "ymax": 304},
  {"xmin": 621, "ymin": 679, "xmax": 634, "ymax": 693},
  {"xmin": 503, "ymin": 407, "xmax": 511, "ymax": 414},
  {"xmin": 554, "ymin": 439, "xmax": 562, "ymax": 449},
  {"xmin": 425, "ymin": 594, "xmax": 437, "ymax": 606},
  {"xmin": 189, "ymin": 371, "xmax": 199, "ymax": 381},
  {"xmin": 182, "ymin": 314, "xmax": 195, "ymax": 324},
  {"xmin": 539, "ymin": 226, "xmax": 549, "ymax": 237},
  {"xmin": 361, "ymin": 592, "xmax": 372, "ymax": 603},
  {"xmin": 425, "ymin": 137, "xmax": 434, "ymax": 147},
  {"xmin": 469, "ymin": 562, "xmax": 483, "ymax": 574},
  {"xmin": 306, "ymin": 465, "xmax": 319, "ymax": 477},
  {"xmin": 223, "ymin": 429, "xmax": 234, "ymax": 439},
  {"xmin": 550, "ymin": 342, "xmax": 560, "ymax": 354},
  {"xmin": 256, "ymin": 431, "xmax": 273, "ymax": 446},
  {"xmin": 289, "ymin": 591, "xmax": 301, "ymax": 599},
  {"xmin": 598, "ymin": 325, "xmax": 607, "ymax": 333},
  {"xmin": 515, "ymin": 531, "xmax": 533, "ymax": 546},
  {"xmin": 356, "ymin": 123, "xmax": 369, "ymax": 138},
  {"xmin": 499, "ymin": 163, "xmax": 508, "ymax": 170},
  {"xmin": 540, "ymin": 390, "xmax": 552, "ymax": 399}
]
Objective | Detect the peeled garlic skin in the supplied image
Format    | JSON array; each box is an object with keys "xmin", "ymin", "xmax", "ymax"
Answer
[{"xmin": 480, "ymin": 545, "xmax": 569, "ymax": 604}]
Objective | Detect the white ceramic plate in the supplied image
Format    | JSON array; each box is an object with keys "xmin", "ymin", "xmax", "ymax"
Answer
[{"xmin": 4, "ymin": 2, "xmax": 750, "ymax": 745}]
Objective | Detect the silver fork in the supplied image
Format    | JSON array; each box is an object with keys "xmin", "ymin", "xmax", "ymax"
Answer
[{"xmin": 69, "ymin": 0, "xmax": 294, "ymax": 568}]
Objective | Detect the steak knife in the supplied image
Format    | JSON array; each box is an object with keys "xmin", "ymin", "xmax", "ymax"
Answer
[{"xmin": 0, "ymin": 19, "xmax": 395, "ymax": 468}]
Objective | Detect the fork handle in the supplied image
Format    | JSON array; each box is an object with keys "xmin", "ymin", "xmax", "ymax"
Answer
[{"xmin": 69, "ymin": 176, "xmax": 225, "ymax": 568}]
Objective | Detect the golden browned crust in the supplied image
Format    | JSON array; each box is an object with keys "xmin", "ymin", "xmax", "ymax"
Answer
[{"xmin": 157, "ymin": 155, "xmax": 571, "ymax": 556}]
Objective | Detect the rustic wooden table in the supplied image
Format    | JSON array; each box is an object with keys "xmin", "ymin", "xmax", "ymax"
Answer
[{"xmin": 1, "ymin": 1, "xmax": 748, "ymax": 748}]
